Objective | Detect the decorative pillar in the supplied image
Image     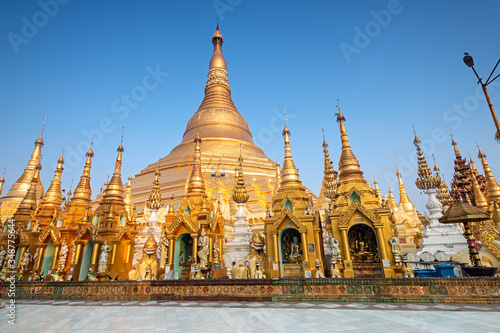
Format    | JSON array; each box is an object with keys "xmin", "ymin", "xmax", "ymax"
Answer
[
  {"xmin": 208, "ymin": 237, "xmax": 213, "ymax": 264},
  {"xmin": 192, "ymin": 236, "xmax": 198, "ymax": 264},
  {"xmin": 51, "ymin": 245, "xmax": 61, "ymax": 270},
  {"xmin": 168, "ymin": 238, "xmax": 174, "ymax": 266},
  {"xmin": 16, "ymin": 246, "xmax": 27, "ymax": 269},
  {"xmin": 125, "ymin": 242, "xmax": 132, "ymax": 264},
  {"xmin": 218, "ymin": 237, "xmax": 223, "ymax": 264},
  {"xmin": 340, "ymin": 228, "xmax": 351, "ymax": 261},
  {"xmin": 90, "ymin": 243, "xmax": 100, "ymax": 265},
  {"xmin": 300, "ymin": 232, "xmax": 309, "ymax": 263},
  {"xmin": 111, "ymin": 243, "xmax": 117, "ymax": 265},
  {"xmin": 314, "ymin": 231, "xmax": 322, "ymax": 261},
  {"xmin": 74, "ymin": 244, "xmax": 82, "ymax": 266},
  {"xmin": 35, "ymin": 246, "xmax": 44, "ymax": 270},
  {"xmin": 375, "ymin": 227, "xmax": 388, "ymax": 260},
  {"xmin": 272, "ymin": 233, "xmax": 279, "ymax": 262}
]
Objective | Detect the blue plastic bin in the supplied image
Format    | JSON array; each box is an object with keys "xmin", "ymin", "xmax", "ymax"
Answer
[
  {"xmin": 414, "ymin": 269, "xmax": 437, "ymax": 277},
  {"xmin": 434, "ymin": 264, "xmax": 455, "ymax": 277}
]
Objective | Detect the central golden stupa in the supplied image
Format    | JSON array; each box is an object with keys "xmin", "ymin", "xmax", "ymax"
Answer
[{"xmin": 132, "ymin": 24, "xmax": 304, "ymax": 220}]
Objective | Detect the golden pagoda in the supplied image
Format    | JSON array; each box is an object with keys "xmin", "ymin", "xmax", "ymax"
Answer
[
  {"xmin": 131, "ymin": 23, "xmax": 315, "ymax": 228},
  {"xmin": 0, "ymin": 125, "xmax": 45, "ymax": 225},
  {"xmin": 477, "ymin": 145, "xmax": 500, "ymax": 212},
  {"xmin": 264, "ymin": 121, "xmax": 323, "ymax": 278},
  {"xmin": 326, "ymin": 105, "xmax": 399, "ymax": 278},
  {"xmin": 388, "ymin": 166, "xmax": 422, "ymax": 254},
  {"xmin": 32, "ymin": 150, "xmax": 65, "ymax": 228}
]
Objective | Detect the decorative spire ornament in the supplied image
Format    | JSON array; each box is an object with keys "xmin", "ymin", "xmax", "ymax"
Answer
[
  {"xmin": 146, "ymin": 167, "xmax": 163, "ymax": 210},
  {"xmin": 477, "ymin": 143, "xmax": 500, "ymax": 209},
  {"xmin": 232, "ymin": 151, "xmax": 249, "ymax": 204},
  {"xmin": 280, "ymin": 119, "xmax": 302, "ymax": 187},
  {"xmin": 336, "ymin": 100, "xmax": 363, "ymax": 180},
  {"xmin": 414, "ymin": 128, "xmax": 441, "ymax": 190},
  {"xmin": 321, "ymin": 129, "xmax": 338, "ymax": 210}
]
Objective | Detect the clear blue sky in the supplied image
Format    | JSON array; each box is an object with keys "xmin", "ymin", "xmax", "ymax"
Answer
[{"xmin": 1, "ymin": 0, "xmax": 499, "ymax": 213}]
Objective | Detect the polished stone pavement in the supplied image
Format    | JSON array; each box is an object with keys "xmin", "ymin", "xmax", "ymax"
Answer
[{"xmin": 1, "ymin": 300, "xmax": 498, "ymax": 333}]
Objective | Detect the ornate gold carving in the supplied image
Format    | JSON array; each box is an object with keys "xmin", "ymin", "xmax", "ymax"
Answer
[
  {"xmin": 338, "ymin": 199, "xmax": 381, "ymax": 226},
  {"xmin": 270, "ymin": 207, "xmax": 307, "ymax": 233}
]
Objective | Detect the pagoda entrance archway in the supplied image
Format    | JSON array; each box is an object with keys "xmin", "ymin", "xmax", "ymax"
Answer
[
  {"xmin": 174, "ymin": 233, "xmax": 192, "ymax": 277},
  {"xmin": 348, "ymin": 224, "xmax": 383, "ymax": 277},
  {"xmin": 278, "ymin": 228, "xmax": 303, "ymax": 278}
]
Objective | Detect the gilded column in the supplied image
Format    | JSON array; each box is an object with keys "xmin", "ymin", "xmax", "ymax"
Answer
[
  {"xmin": 300, "ymin": 232, "xmax": 309, "ymax": 263},
  {"xmin": 35, "ymin": 246, "xmax": 44, "ymax": 270},
  {"xmin": 16, "ymin": 246, "xmax": 27, "ymax": 269},
  {"xmin": 272, "ymin": 233, "xmax": 279, "ymax": 262},
  {"xmin": 375, "ymin": 227, "xmax": 388, "ymax": 260},
  {"xmin": 125, "ymin": 243, "xmax": 131, "ymax": 264},
  {"xmin": 339, "ymin": 228, "xmax": 351, "ymax": 262},
  {"xmin": 91, "ymin": 243, "xmax": 100, "ymax": 265},
  {"xmin": 51, "ymin": 245, "xmax": 61, "ymax": 270},
  {"xmin": 74, "ymin": 244, "xmax": 82, "ymax": 266},
  {"xmin": 192, "ymin": 236, "xmax": 198, "ymax": 264},
  {"xmin": 314, "ymin": 231, "xmax": 322, "ymax": 261},
  {"xmin": 111, "ymin": 243, "xmax": 117, "ymax": 264},
  {"xmin": 168, "ymin": 238, "xmax": 174, "ymax": 266},
  {"xmin": 208, "ymin": 237, "xmax": 213, "ymax": 264}
]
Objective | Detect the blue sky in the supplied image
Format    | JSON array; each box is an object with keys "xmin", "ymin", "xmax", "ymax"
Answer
[{"xmin": 1, "ymin": 0, "xmax": 499, "ymax": 213}]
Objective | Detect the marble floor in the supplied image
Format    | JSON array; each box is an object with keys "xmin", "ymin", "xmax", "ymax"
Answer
[{"xmin": 1, "ymin": 301, "xmax": 498, "ymax": 333}]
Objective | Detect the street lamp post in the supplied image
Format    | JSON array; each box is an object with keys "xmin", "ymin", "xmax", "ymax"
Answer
[{"xmin": 463, "ymin": 52, "xmax": 500, "ymax": 142}]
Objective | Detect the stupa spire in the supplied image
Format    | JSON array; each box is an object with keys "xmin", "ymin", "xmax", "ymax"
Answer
[
  {"xmin": 477, "ymin": 143, "xmax": 500, "ymax": 208},
  {"xmin": 124, "ymin": 172, "xmax": 134, "ymax": 210},
  {"xmin": 180, "ymin": 23, "xmax": 255, "ymax": 146},
  {"xmin": 71, "ymin": 142, "xmax": 94, "ymax": 203},
  {"xmin": 451, "ymin": 135, "xmax": 461, "ymax": 157},
  {"xmin": 388, "ymin": 186, "xmax": 398, "ymax": 210},
  {"xmin": 146, "ymin": 167, "xmax": 163, "ymax": 210},
  {"xmin": 470, "ymin": 161, "xmax": 488, "ymax": 211},
  {"xmin": 280, "ymin": 120, "xmax": 302, "ymax": 187},
  {"xmin": 0, "ymin": 167, "xmax": 5, "ymax": 197},
  {"xmin": 103, "ymin": 132, "xmax": 125, "ymax": 202},
  {"xmin": 414, "ymin": 128, "xmax": 441, "ymax": 190},
  {"xmin": 322, "ymin": 131, "xmax": 338, "ymax": 207},
  {"xmin": 40, "ymin": 148, "xmax": 65, "ymax": 207},
  {"xmin": 273, "ymin": 155, "xmax": 281, "ymax": 195},
  {"xmin": 2, "ymin": 118, "xmax": 45, "ymax": 200},
  {"xmin": 14, "ymin": 163, "xmax": 42, "ymax": 229},
  {"xmin": 232, "ymin": 151, "xmax": 249, "ymax": 203},
  {"xmin": 336, "ymin": 101, "xmax": 363, "ymax": 180},
  {"xmin": 395, "ymin": 163, "xmax": 411, "ymax": 208},
  {"xmin": 187, "ymin": 130, "xmax": 206, "ymax": 196}
]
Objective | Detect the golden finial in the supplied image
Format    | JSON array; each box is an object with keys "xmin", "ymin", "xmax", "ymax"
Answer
[
  {"xmin": 35, "ymin": 115, "xmax": 46, "ymax": 146},
  {"xmin": 414, "ymin": 128, "xmax": 441, "ymax": 190},
  {"xmin": 0, "ymin": 166, "xmax": 5, "ymax": 183},
  {"xmin": 451, "ymin": 134, "xmax": 461, "ymax": 157},
  {"xmin": 117, "ymin": 127, "xmax": 124, "ymax": 152}
]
